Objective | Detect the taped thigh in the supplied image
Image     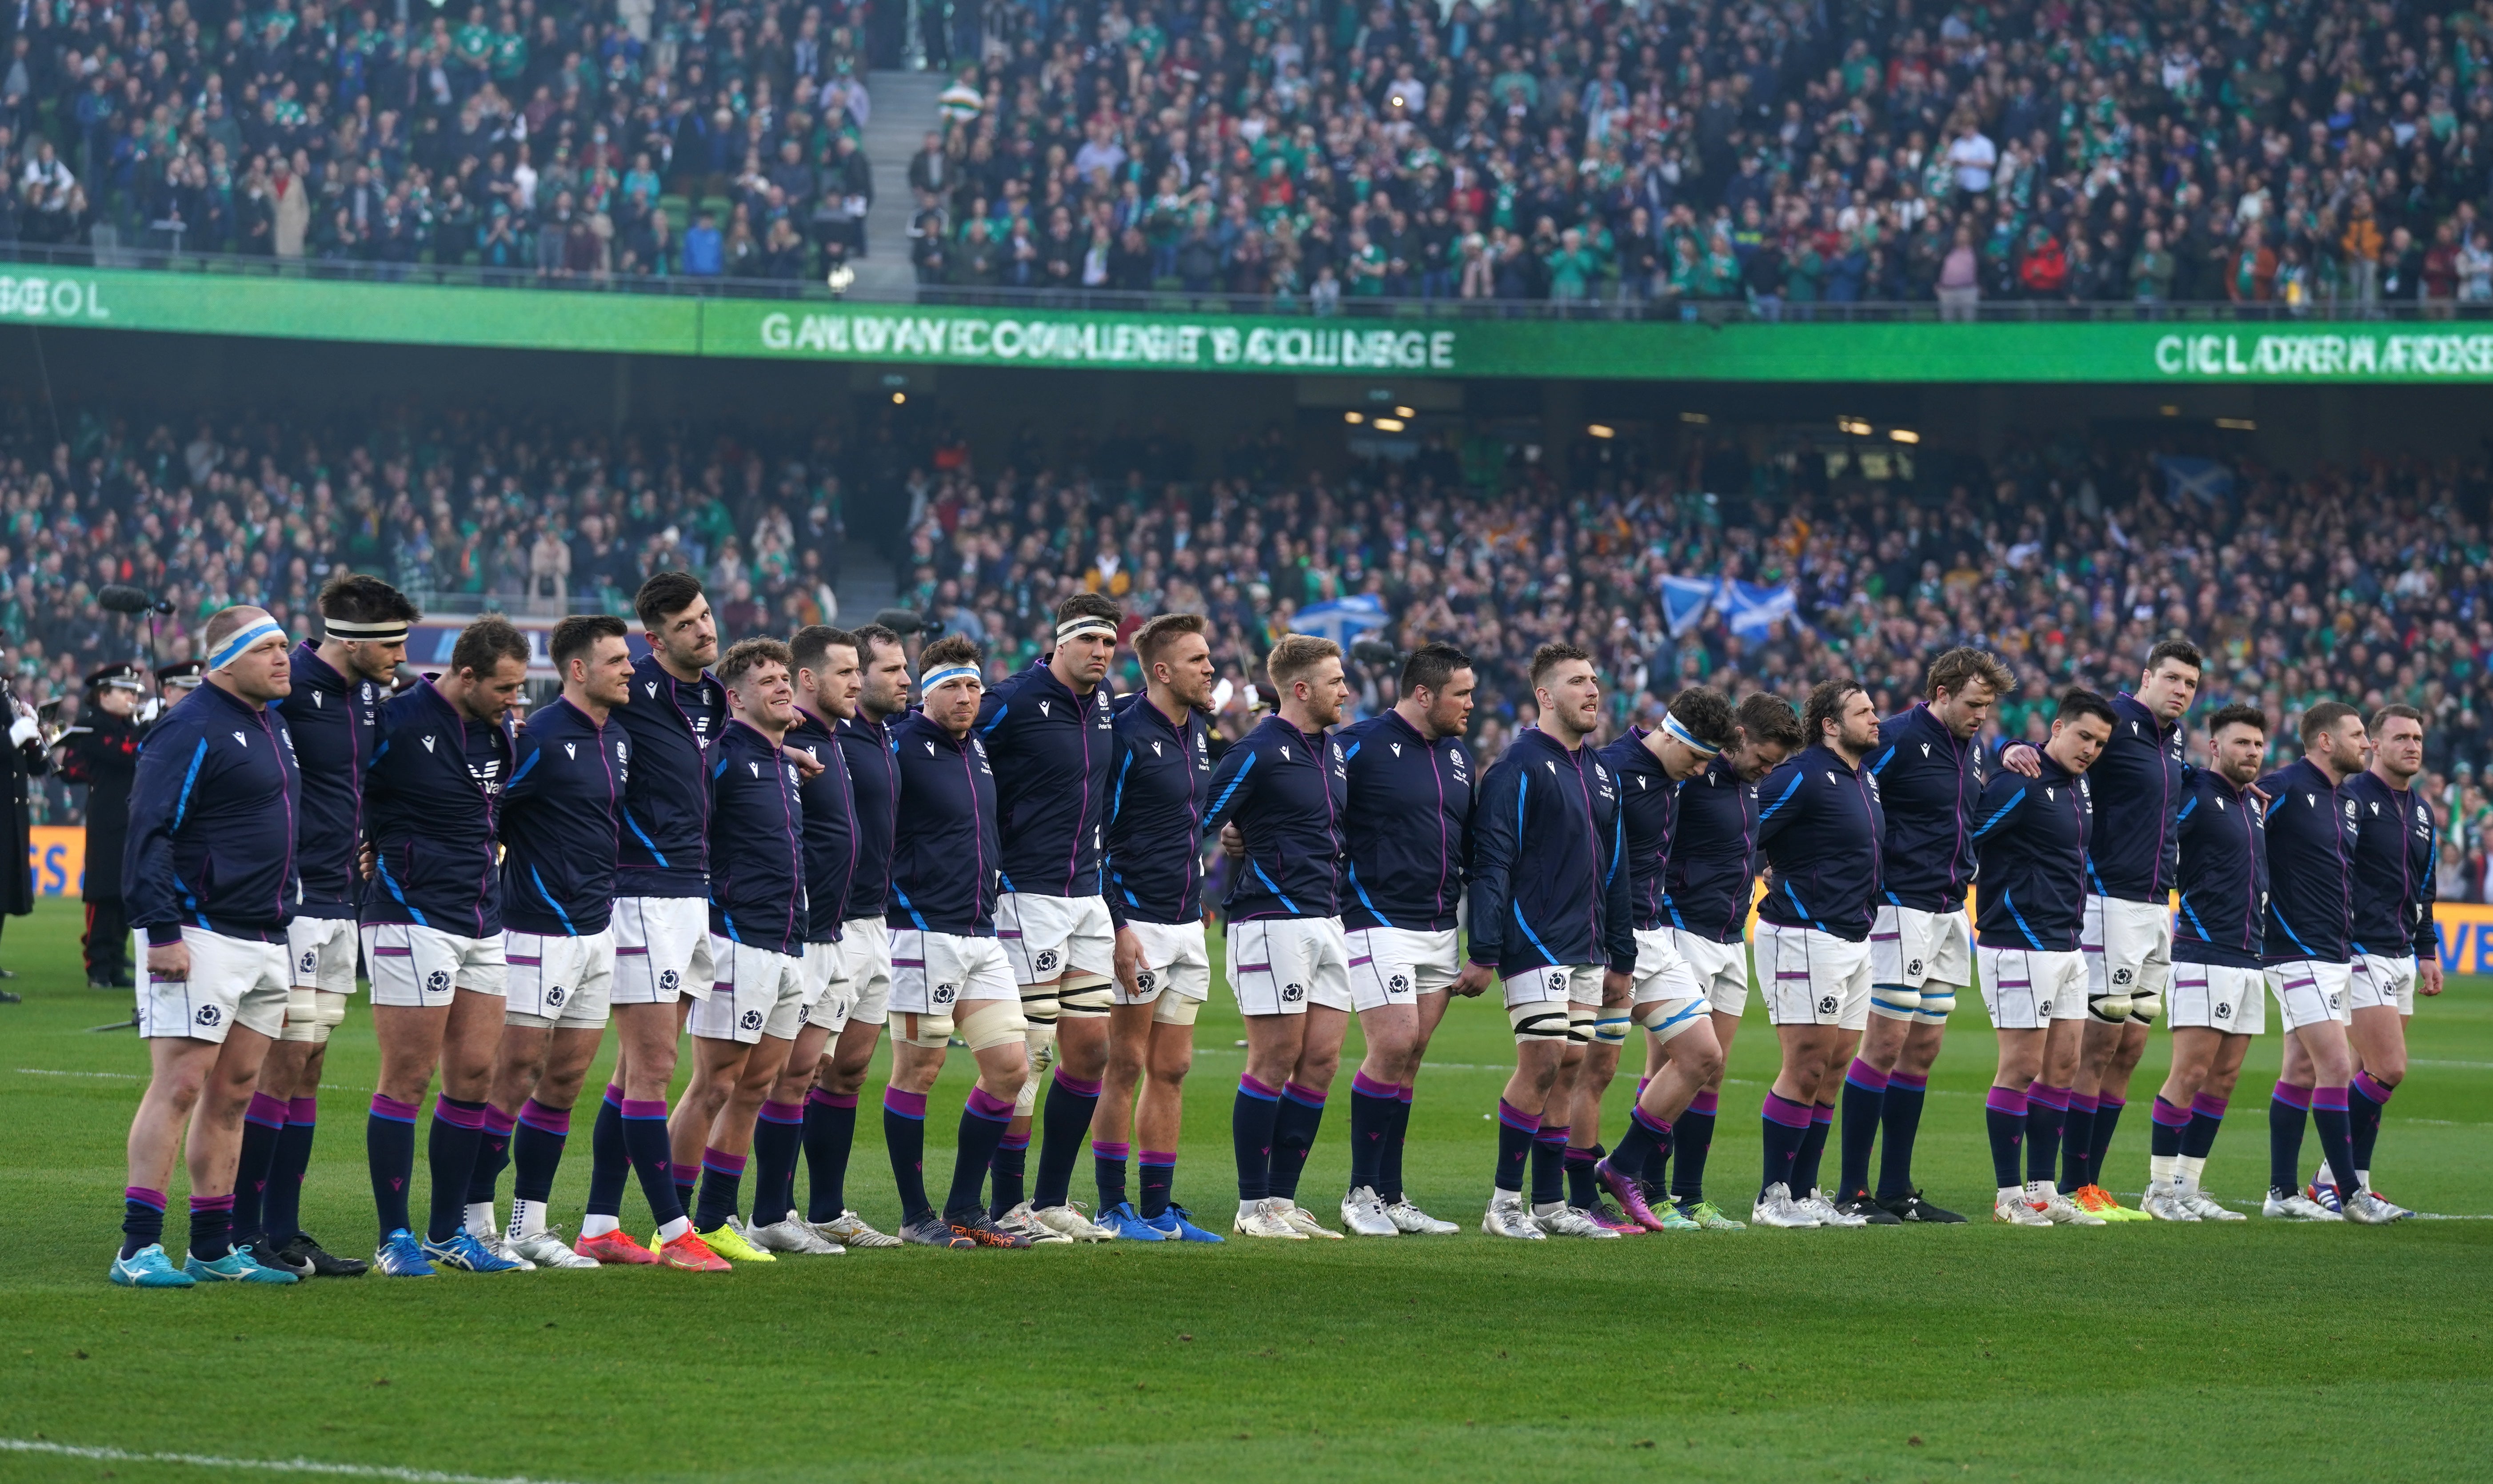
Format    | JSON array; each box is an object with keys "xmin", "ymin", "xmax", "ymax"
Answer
[
  {"xmin": 961, "ymin": 999, "xmax": 1032, "ymax": 1053},
  {"xmin": 1151, "ymin": 991, "xmax": 1200, "ymax": 1027},
  {"xmin": 1509, "ymin": 1003, "xmax": 1571, "ymax": 1042},
  {"xmin": 1637, "ymin": 997, "xmax": 1709, "ymax": 1045},
  {"xmin": 1566, "ymin": 1003, "xmax": 1599, "ymax": 1045},
  {"xmin": 1058, "ymin": 975, "xmax": 1115, "ymax": 1019},
  {"xmin": 896, "ymin": 1011, "xmax": 957, "ymax": 1049},
  {"xmin": 279, "ymin": 986, "xmax": 323, "ymax": 1043},
  {"xmin": 1913, "ymin": 983, "xmax": 1958, "ymax": 1027},
  {"xmin": 1868, "ymin": 982, "xmax": 1923, "ymax": 1023}
]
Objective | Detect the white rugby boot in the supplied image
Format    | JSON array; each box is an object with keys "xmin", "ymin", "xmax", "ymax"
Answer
[
  {"xmin": 1339, "ymin": 1186, "xmax": 1401, "ymax": 1237},
  {"xmin": 1481, "ymin": 1191, "xmax": 1546, "ymax": 1239},
  {"xmin": 1232, "ymin": 1198, "xmax": 1308, "ymax": 1239}
]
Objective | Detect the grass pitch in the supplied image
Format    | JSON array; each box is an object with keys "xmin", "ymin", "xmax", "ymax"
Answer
[{"xmin": 1, "ymin": 898, "xmax": 2489, "ymax": 1482}]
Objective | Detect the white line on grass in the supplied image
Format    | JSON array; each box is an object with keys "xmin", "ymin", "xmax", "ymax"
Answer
[
  {"xmin": 0, "ymin": 1439, "xmax": 589, "ymax": 1484},
  {"xmin": 2408, "ymin": 1059, "xmax": 2493, "ymax": 1070},
  {"xmin": 11, "ymin": 1067, "xmax": 138, "ymax": 1079}
]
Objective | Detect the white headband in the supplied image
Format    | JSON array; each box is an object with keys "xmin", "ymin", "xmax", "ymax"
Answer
[
  {"xmin": 920, "ymin": 664, "xmax": 982, "ymax": 693},
  {"xmin": 1660, "ymin": 712, "xmax": 1721, "ymax": 759},
  {"xmin": 1055, "ymin": 615, "xmax": 1118, "ymax": 644},
  {"xmin": 209, "ymin": 620, "xmax": 287, "ymax": 672},
  {"xmin": 323, "ymin": 616, "xmax": 412, "ymax": 642}
]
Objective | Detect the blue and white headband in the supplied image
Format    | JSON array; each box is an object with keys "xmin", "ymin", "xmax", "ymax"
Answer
[
  {"xmin": 919, "ymin": 664, "xmax": 982, "ymax": 693},
  {"xmin": 1660, "ymin": 712, "xmax": 1721, "ymax": 760},
  {"xmin": 209, "ymin": 620, "xmax": 288, "ymax": 672}
]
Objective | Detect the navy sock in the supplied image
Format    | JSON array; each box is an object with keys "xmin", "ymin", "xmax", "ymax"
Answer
[
  {"xmin": 2351, "ymin": 1072, "xmax": 2393, "ymax": 1176},
  {"xmin": 1233, "ymin": 1075, "xmax": 1282, "ymax": 1201},
  {"xmin": 672, "ymin": 1160, "xmax": 696, "ymax": 1217},
  {"xmin": 1875, "ymin": 1071, "xmax": 1928, "ymax": 1200},
  {"xmin": 264, "ymin": 1097, "xmax": 319, "ymax": 1246},
  {"xmin": 511, "ymin": 1099, "xmax": 570, "ymax": 1207},
  {"xmin": 1525, "ymin": 1123, "xmax": 1566, "ymax": 1205},
  {"xmin": 367, "ymin": 1093, "xmax": 419, "ymax": 1240},
  {"xmin": 1564, "ymin": 1144, "xmax": 1602, "ymax": 1209},
  {"xmin": 233, "ymin": 1092, "xmax": 288, "ymax": 1246},
  {"xmin": 426, "ymin": 1096, "xmax": 489, "ymax": 1244},
  {"xmin": 2310, "ymin": 1087, "xmax": 2358, "ymax": 1203},
  {"xmin": 1138, "ymin": 1151, "xmax": 1176, "ymax": 1218},
  {"xmin": 189, "ymin": 1193, "xmax": 235, "ymax": 1259},
  {"xmin": 2268, "ymin": 1085, "xmax": 2311, "ymax": 1193},
  {"xmin": 884, "ymin": 1087, "xmax": 932, "ymax": 1222},
  {"xmin": 949, "ymin": 1087, "xmax": 1017, "ymax": 1219},
  {"xmin": 1346, "ymin": 1072, "xmax": 1398, "ymax": 1193},
  {"xmin": 1377, "ymin": 1083, "xmax": 1414, "ymax": 1202},
  {"xmin": 2087, "ymin": 1095, "xmax": 2126, "ymax": 1186},
  {"xmin": 584, "ymin": 1087, "xmax": 628, "ymax": 1220},
  {"xmin": 1670, "ymin": 1092, "xmax": 1718, "ymax": 1204},
  {"xmin": 467, "ymin": 1106, "xmax": 515, "ymax": 1210},
  {"xmin": 1093, "ymin": 1140, "xmax": 1130, "ymax": 1209},
  {"xmin": 2151, "ymin": 1096, "xmax": 2189, "ymax": 1160},
  {"xmin": 751, "ymin": 1101, "xmax": 805, "ymax": 1227},
  {"xmin": 1836, "ymin": 1060, "xmax": 1887, "ymax": 1199},
  {"xmin": 694, "ymin": 1147, "xmax": 746, "ymax": 1231},
  {"xmin": 2182, "ymin": 1093, "xmax": 2227, "ymax": 1161},
  {"xmin": 1758, "ymin": 1093, "xmax": 1811, "ymax": 1197},
  {"xmin": 2061, "ymin": 1093, "xmax": 2098, "ymax": 1192},
  {"xmin": 1494, "ymin": 1099, "xmax": 1538, "ymax": 1193},
  {"xmin": 1789, "ymin": 1103, "xmax": 1834, "ymax": 1193},
  {"xmin": 2025, "ymin": 1084, "xmax": 2068, "ymax": 1187},
  {"xmin": 1984, "ymin": 1086, "xmax": 2029, "ymax": 1189},
  {"xmin": 987, "ymin": 1131, "xmax": 1029, "ymax": 1220},
  {"xmin": 1267, "ymin": 1083, "xmax": 1328, "ymax": 1201},
  {"xmin": 120, "ymin": 1186, "xmax": 168, "ymax": 1260},
  {"xmin": 802, "ymin": 1090, "xmax": 859, "ymax": 1221},
  {"xmin": 620, "ymin": 1098, "xmax": 687, "ymax": 1227},
  {"xmin": 1610, "ymin": 1105, "xmax": 1671, "ymax": 1179},
  {"xmin": 1031, "ymin": 1069, "xmax": 1103, "ymax": 1211}
]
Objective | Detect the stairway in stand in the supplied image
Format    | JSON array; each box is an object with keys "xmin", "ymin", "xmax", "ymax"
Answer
[{"xmin": 850, "ymin": 70, "xmax": 947, "ymax": 303}]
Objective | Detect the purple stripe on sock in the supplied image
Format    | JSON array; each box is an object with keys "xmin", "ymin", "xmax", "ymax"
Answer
[
  {"xmin": 2152, "ymin": 1096, "xmax": 2193, "ymax": 1129},
  {"xmin": 1985, "ymin": 1085, "xmax": 2030, "ymax": 1116},
  {"xmin": 1281, "ymin": 1080, "xmax": 1328, "ymax": 1108},
  {"xmin": 1635, "ymin": 1076, "xmax": 1650, "ymax": 1097},
  {"xmin": 370, "ymin": 1094, "xmax": 419, "ymax": 1123},
  {"xmin": 430, "ymin": 1099, "xmax": 488, "ymax": 1130},
  {"xmin": 701, "ymin": 1147, "xmax": 747, "ymax": 1176},
  {"xmin": 2068, "ymin": 1092, "xmax": 2100, "ymax": 1115},
  {"xmin": 807, "ymin": 1088, "xmax": 859, "ymax": 1109},
  {"xmin": 965, "ymin": 1085, "xmax": 1015, "ymax": 1120},
  {"xmin": 1396, "ymin": 1085, "xmax": 1414, "ymax": 1105},
  {"xmin": 602, "ymin": 1085, "xmax": 625, "ymax": 1109},
  {"xmin": 481, "ymin": 1105, "xmax": 518, "ymax": 1136},
  {"xmin": 1091, "ymin": 1141, "xmax": 1131, "ymax": 1160},
  {"xmin": 1562, "ymin": 1145, "xmax": 1598, "ymax": 1166},
  {"xmin": 883, "ymin": 1088, "xmax": 928, "ymax": 1120},
  {"xmin": 1237, "ymin": 1074, "xmax": 1281, "ymax": 1101},
  {"xmin": 2192, "ymin": 1093, "xmax": 2229, "ymax": 1119},
  {"xmin": 1761, "ymin": 1092, "xmax": 1814, "ymax": 1128},
  {"xmin": 1889, "ymin": 1071, "xmax": 1928, "ymax": 1092},
  {"xmin": 1534, "ymin": 1124, "xmax": 1572, "ymax": 1146},
  {"xmin": 1496, "ymin": 1098, "xmax": 1542, "ymax": 1133},
  {"xmin": 1351, "ymin": 1070, "xmax": 1398, "ymax": 1099},
  {"xmin": 1843, "ymin": 1058, "xmax": 1890, "ymax": 1093},
  {"xmin": 286, "ymin": 1097, "xmax": 319, "ymax": 1125},
  {"xmin": 2027, "ymin": 1083, "xmax": 2070, "ymax": 1112},
  {"xmin": 758, "ymin": 1100, "xmax": 806, "ymax": 1125},
  {"xmin": 125, "ymin": 1186, "xmax": 168, "ymax": 1211},
  {"xmin": 2271, "ymin": 1084, "xmax": 2313, "ymax": 1111},
  {"xmin": 1053, "ymin": 1068, "xmax": 1103, "ymax": 1098},
  {"xmin": 2097, "ymin": 1095, "xmax": 2125, "ymax": 1112},
  {"xmin": 1139, "ymin": 1149, "xmax": 1177, "ymax": 1165},
  {"xmin": 517, "ymin": 1098, "xmax": 572, "ymax": 1135},
  {"xmin": 620, "ymin": 1098, "xmax": 668, "ymax": 1119},
  {"xmin": 245, "ymin": 1092, "xmax": 288, "ymax": 1127},
  {"xmin": 1631, "ymin": 1105, "xmax": 1671, "ymax": 1138},
  {"xmin": 1809, "ymin": 1102, "xmax": 1835, "ymax": 1125},
  {"xmin": 1690, "ymin": 1090, "xmax": 1720, "ymax": 1115},
  {"xmin": 997, "ymin": 1132, "xmax": 1031, "ymax": 1152},
  {"xmin": 2354, "ymin": 1071, "xmax": 2395, "ymax": 1105},
  {"xmin": 188, "ymin": 1193, "xmax": 235, "ymax": 1214},
  {"xmin": 2311, "ymin": 1085, "xmax": 2349, "ymax": 1112}
]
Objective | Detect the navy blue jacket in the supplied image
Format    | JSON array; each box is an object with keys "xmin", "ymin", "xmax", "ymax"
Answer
[
  {"xmin": 836, "ymin": 711, "xmax": 900, "ymax": 922},
  {"xmin": 887, "ymin": 710, "xmax": 1001, "ymax": 936},
  {"xmin": 787, "ymin": 707, "xmax": 856, "ymax": 945},
  {"xmin": 1866, "ymin": 702, "xmax": 1987, "ymax": 913},
  {"xmin": 1598, "ymin": 729, "xmax": 1680, "ymax": 933},
  {"xmin": 276, "ymin": 642, "xmax": 380, "ymax": 920},
  {"xmin": 1661, "ymin": 753, "xmax": 1762, "ymax": 945},
  {"xmin": 2085, "ymin": 692, "xmax": 2187, "ymax": 902},
  {"xmin": 362, "ymin": 680, "xmax": 513, "ymax": 938},
  {"xmin": 613, "ymin": 654, "xmax": 725, "ymax": 899},
  {"xmin": 707, "ymin": 718, "xmax": 807, "ymax": 957},
  {"xmin": 2345, "ymin": 770, "xmax": 2439, "ymax": 958},
  {"xmin": 1754, "ymin": 744, "xmax": 1886, "ymax": 942},
  {"xmin": 1199, "ymin": 714, "xmax": 1346, "ymax": 922},
  {"xmin": 976, "ymin": 660, "xmax": 1117, "ymax": 898},
  {"xmin": 1342, "ymin": 710, "xmax": 1474, "ymax": 933},
  {"xmin": 1466, "ymin": 728, "xmax": 1635, "ymax": 976},
  {"xmin": 1968, "ymin": 756, "xmax": 2093, "ymax": 951},
  {"xmin": 1103, "ymin": 691, "xmax": 1213, "ymax": 927},
  {"xmin": 125, "ymin": 682, "xmax": 302, "ymax": 946},
  {"xmin": 499, "ymin": 696, "xmax": 626, "ymax": 937},
  {"xmin": 2174, "ymin": 767, "xmax": 2269, "ymax": 969},
  {"xmin": 2256, "ymin": 758, "xmax": 2358, "ymax": 965}
]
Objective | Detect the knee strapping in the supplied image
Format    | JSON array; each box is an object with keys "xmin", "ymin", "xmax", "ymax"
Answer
[
  {"xmin": 1914, "ymin": 985, "xmax": 1958, "ymax": 1025},
  {"xmin": 1510, "ymin": 1004, "xmax": 1571, "ymax": 1041},
  {"xmin": 1869, "ymin": 982, "xmax": 1922, "ymax": 1022}
]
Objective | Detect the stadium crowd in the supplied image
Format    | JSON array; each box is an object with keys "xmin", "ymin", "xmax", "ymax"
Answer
[{"xmin": 13, "ymin": 0, "xmax": 2493, "ymax": 309}]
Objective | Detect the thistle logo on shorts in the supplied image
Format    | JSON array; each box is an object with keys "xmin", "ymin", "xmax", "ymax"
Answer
[
  {"xmin": 2215, "ymin": 1001, "xmax": 2232, "ymax": 1020},
  {"xmin": 2113, "ymin": 967, "xmax": 2134, "ymax": 986},
  {"xmin": 1035, "ymin": 949, "xmax": 1061, "ymax": 973},
  {"xmin": 424, "ymin": 969, "xmax": 451, "ymax": 995},
  {"xmin": 1546, "ymin": 971, "xmax": 1566, "ymax": 994},
  {"xmin": 300, "ymin": 950, "xmax": 318, "ymax": 975},
  {"xmin": 739, "ymin": 1009, "xmax": 763, "ymax": 1031},
  {"xmin": 1389, "ymin": 973, "xmax": 1410, "ymax": 993},
  {"xmin": 547, "ymin": 985, "xmax": 566, "ymax": 1005},
  {"xmin": 1135, "ymin": 970, "xmax": 1157, "ymax": 992},
  {"xmin": 1906, "ymin": 958, "xmax": 1923, "ymax": 977},
  {"xmin": 196, "ymin": 1005, "xmax": 222, "ymax": 1026},
  {"xmin": 932, "ymin": 982, "xmax": 959, "ymax": 1005},
  {"xmin": 1281, "ymin": 982, "xmax": 1305, "ymax": 1004},
  {"xmin": 1818, "ymin": 995, "xmax": 1838, "ymax": 1015},
  {"xmin": 659, "ymin": 969, "xmax": 680, "ymax": 993}
]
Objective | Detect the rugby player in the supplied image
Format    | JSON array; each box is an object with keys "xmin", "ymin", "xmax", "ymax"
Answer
[
  {"xmin": 1847, "ymin": 650, "xmax": 2037, "ymax": 1225},
  {"xmin": 1651, "ymin": 691, "xmax": 1802, "ymax": 1229},
  {"xmin": 473, "ymin": 614, "xmax": 635, "ymax": 1269},
  {"xmin": 1749, "ymin": 679, "xmax": 1889, "ymax": 1229},
  {"xmin": 578, "ymin": 573, "xmax": 727, "ymax": 1266},
  {"xmin": 975, "ymin": 594, "xmax": 1125, "ymax": 1243},
  {"xmin": 739, "ymin": 624, "xmax": 865, "ymax": 1256},
  {"xmin": 1464, "ymin": 642, "xmax": 1634, "ymax": 1241},
  {"xmin": 2257, "ymin": 702, "xmax": 2389, "ymax": 1223},
  {"xmin": 2142, "ymin": 702, "xmax": 2269, "ymax": 1222},
  {"xmin": 668, "ymin": 639, "xmax": 818, "ymax": 1264},
  {"xmin": 2312, "ymin": 703, "xmax": 2441, "ymax": 1218},
  {"xmin": 235, "ymin": 575, "xmax": 412, "ymax": 1277},
  {"xmin": 1199, "ymin": 634, "xmax": 1355, "ymax": 1240},
  {"xmin": 360, "ymin": 618, "xmax": 528, "ymax": 1275},
  {"xmin": 1589, "ymin": 687, "xmax": 1740, "ymax": 1233},
  {"xmin": 884, "ymin": 635, "xmax": 1029, "ymax": 1249},
  {"xmin": 113, "ymin": 607, "xmax": 302, "ymax": 1286},
  {"xmin": 1970, "ymin": 689, "xmax": 2115, "ymax": 1226},
  {"xmin": 1332, "ymin": 641, "xmax": 1478, "ymax": 1237},
  {"xmin": 2065, "ymin": 641, "xmax": 2203, "ymax": 1221},
  {"xmin": 792, "ymin": 622, "xmax": 910, "ymax": 1250},
  {"xmin": 1092, "ymin": 614, "xmax": 1225, "ymax": 1243}
]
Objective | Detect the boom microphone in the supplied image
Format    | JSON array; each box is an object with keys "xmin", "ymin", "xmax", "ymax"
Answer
[{"xmin": 98, "ymin": 585, "xmax": 174, "ymax": 615}]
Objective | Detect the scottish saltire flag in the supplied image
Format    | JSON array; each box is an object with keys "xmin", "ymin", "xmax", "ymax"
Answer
[
  {"xmin": 2159, "ymin": 455, "xmax": 2233, "ymax": 507},
  {"xmin": 1661, "ymin": 574, "xmax": 1720, "ymax": 636},
  {"xmin": 1722, "ymin": 581, "xmax": 1798, "ymax": 638},
  {"xmin": 1291, "ymin": 594, "xmax": 1390, "ymax": 647}
]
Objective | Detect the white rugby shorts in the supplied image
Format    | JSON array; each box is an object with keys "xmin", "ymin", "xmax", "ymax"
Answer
[
  {"xmin": 362, "ymin": 922, "xmax": 507, "ymax": 1007},
  {"xmin": 1500, "ymin": 961, "xmax": 1606, "ymax": 1008},
  {"xmin": 1671, "ymin": 929, "xmax": 1750, "ymax": 1016},
  {"xmin": 1226, "ymin": 916, "xmax": 1353, "ymax": 1017},
  {"xmin": 2084, "ymin": 894, "xmax": 2174, "ymax": 1005},
  {"xmin": 611, "ymin": 895, "xmax": 717, "ymax": 1005},
  {"xmin": 285, "ymin": 914, "xmax": 358, "ymax": 994},
  {"xmin": 2169, "ymin": 961, "xmax": 2266, "ymax": 1036},
  {"xmin": 806, "ymin": 917, "xmax": 893, "ymax": 1031},
  {"xmin": 503, "ymin": 928, "xmax": 615, "ymax": 1029},
  {"xmin": 889, "ymin": 927, "xmax": 1019, "ymax": 1016},
  {"xmin": 1755, "ymin": 921, "xmax": 1871, "ymax": 1029},
  {"xmin": 137, "ymin": 927, "xmax": 289, "ymax": 1042},
  {"xmin": 1628, "ymin": 926, "xmax": 1702, "ymax": 1005},
  {"xmin": 2267, "ymin": 958, "xmax": 2353, "ymax": 1030},
  {"xmin": 1346, "ymin": 926, "xmax": 1461, "ymax": 1012},
  {"xmin": 1116, "ymin": 918, "xmax": 1212, "ymax": 1007},
  {"xmin": 995, "ymin": 891, "xmax": 1116, "ymax": 985},
  {"xmin": 1870, "ymin": 903, "xmax": 1972, "ymax": 989},
  {"xmin": 691, "ymin": 936, "xmax": 814, "ymax": 1043},
  {"xmin": 1977, "ymin": 945, "xmax": 2089, "ymax": 1030},
  {"xmin": 2347, "ymin": 953, "xmax": 2418, "ymax": 1015}
]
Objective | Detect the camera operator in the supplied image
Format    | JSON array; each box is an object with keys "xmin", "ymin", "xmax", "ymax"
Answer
[{"xmin": 55, "ymin": 663, "xmax": 147, "ymax": 989}]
